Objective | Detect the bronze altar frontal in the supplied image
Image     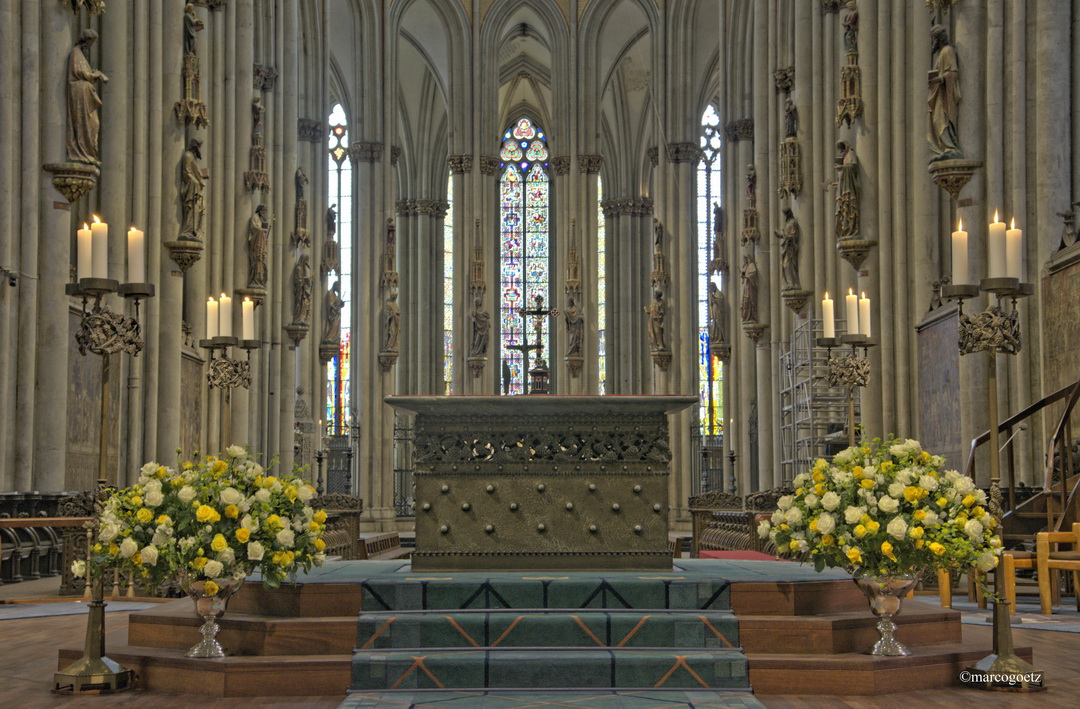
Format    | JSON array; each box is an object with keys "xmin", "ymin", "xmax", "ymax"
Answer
[{"xmin": 387, "ymin": 395, "xmax": 697, "ymax": 571}]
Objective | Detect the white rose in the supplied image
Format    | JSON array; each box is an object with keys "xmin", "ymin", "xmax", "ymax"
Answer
[
  {"xmin": 784, "ymin": 507, "xmax": 803, "ymax": 525},
  {"xmin": 297, "ymin": 485, "xmax": 315, "ymax": 503},
  {"xmin": 71, "ymin": 560, "xmax": 87, "ymax": 578},
  {"xmin": 99, "ymin": 524, "xmax": 120, "ymax": 543},
  {"xmin": 974, "ymin": 489, "xmax": 988, "ymax": 504},
  {"xmin": 965, "ymin": 519, "xmax": 984, "ymax": 539},
  {"xmin": 804, "ymin": 493, "xmax": 819, "ymax": 509},
  {"xmin": 119, "ymin": 537, "xmax": 139, "ymax": 558},
  {"xmin": 241, "ymin": 514, "xmax": 259, "ymax": 532},
  {"xmin": 276, "ymin": 529, "xmax": 296, "ymax": 548},
  {"xmin": 140, "ymin": 545, "xmax": 159, "ymax": 566},
  {"xmin": 313, "ymin": 552, "xmax": 326, "ymax": 567},
  {"xmin": 922, "ymin": 510, "xmax": 940, "ymax": 526},
  {"xmin": 255, "ymin": 488, "xmax": 271, "ymax": 504},
  {"xmin": 777, "ymin": 495, "xmax": 794, "ymax": 511},
  {"xmin": 976, "ymin": 550, "xmax": 998, "ymax": 572},
  {"xmin": 152, "ymin": 529, "xmax": 171, "ymax": 546},
  {"xmin": 844, "ymin": 506, "xmax": 864, "ymax": 525},
  {"xmin": 247, "ymin": 541, "xmax": 265, "ymax": 561},
  {"xmin": 919, "ymin": 475, "xmax": 939, "ymax": 491},
  {"xmin": 142, "ymin": 479, "xmax": 162, "ymax": 494},
  {"xmin": 833, "ymin": 448, "xmax": 854, "ymax": 465},
  {"xmin": 815, "ymin": 513, "xmax": 836, "ymax": 535},
  {"xmin": 821, "ymin": 491, "xmax": 841, "ymax": 511},
  {"xmin": 833, "ymin": 471, "xmax": 853, "ymax": 486},
  {"xmin": 771, "ymin": 510, "xmax": 785, "ymax": 525},
  {"xmin": 218, "ymin": 548, "xmax": 235, "ymax": 566},
  {"xmin": 793, "ymin": 473, "xmax": 811, "ymax": 487},
  {"xmin": 178, "ymin": 485, "xmax": 197, "ymax": 504},
  {"xmin": 888, "ymin": 482, "xmax": 905, "ymax": 499},
  {"xmin": 203, "ymin": 559, "xmax": 224, "ymax": 578},
  {"xmin": 140, "ymin": 461, "xmax": 160, "ymax": 477},
  {"xmin": 238, "ymin": 498, "xmax": 252, "ymax": 513},
  {"xmin": 954, "ymin": 476, "xmax": 975, "ymax": 495},
  {"xmin": 226, "ymin": 444, "xmax": 247, "ymax": 459},
  {"xmin": 757, "ymin": 520, "xmax": 772, "ymax": 538},
  {"xmin": 794, "ymin": 539, "xmax": 810, "ymax": 553},
  {"xmin": 144, "ymin": 489, "xmax": 165, "ymax": 507},
  {"xmin": 878, "ymin": 496, "xmax": 899, "ymax": 514},
  {"xmin": 887, "ymin": 517, "xmax": 908, "ymax": 541},
  {"xmin": 220, "ymin": 487, "xmax": 244, "ymax": 506},
  {"xmin": 270, "ymin": 479, "xmax": 282, "ymax": 493}
]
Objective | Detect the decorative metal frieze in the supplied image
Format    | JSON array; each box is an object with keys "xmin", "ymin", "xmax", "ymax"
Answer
[
  {"xmin": 76, "ymin": 304, "xmax": 143, "ymax": 357},
  {"xmin": 646, "ymin": 146, "xmax": 659, "ymax": 167},
  {"xmin": 826, "ymin": 354, "xmax": 871, "ymax": 388},
  {"xmin": 724, "ymin": 119, "xmax": 753, "ymax": 143},
  {"xmin": 959, "ymin": 305, "xmax": 1021, "ymax": 355},
  {"xmin": 67, "ymin": 0, "xmax": 106, "ymax": 16},
  {"xmin": 348, "ymin": 141, "xmax": 383, "ymax": 164},
  {"xmin": 43, "ymin": 162, "xmax": 99, "ymax": 204},
  {"xmin": 298, "ymin": 118, "xmax": 323, "ymax": 142},
  {"xmin": 253, "ymin": 64, "xmax": 277, "ymax": 92},
  {"xmin": 577, "ymin": 154, "xmax": 603, "ymax": 173},
  {"xmin": 448, "ymin": 154, "xmax": 473, "ymax": 174},
  {"xmin": 551, "ymin": 156, "xmax": 571, "ymax": 176},
  {"xmin": 774, "ymin": 66, "xmax": 794, "ymax": 93},
  {"xmin": 666, "ymin": 142, "xmax": 703, "ymax": 164},
  {"xmin": 207, "ymin": 356, "xmax": 251, "ymax": 390},
  {"xmin": 688, "ymin": 490, "xmax": 743, "ymax": 510},
  {"xmin": 928, "ymin": 158, "xmax": 983, "ymax": 201},
  {"xmin": 479, "ymin": 155, "xmax": 499, "ymax": 175}
]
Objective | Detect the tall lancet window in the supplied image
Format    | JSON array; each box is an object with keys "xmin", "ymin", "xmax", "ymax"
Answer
[
  {"xmin": 326, "ymin": 103, "xmax": 352, "ymax": 433},
  {"xmin": 443, "ymin": 171, "xmax": 454, "ymax": 394},
  {"xmin": 597, "ymin": 175, "xmax": 606, "ymax": 394},
  {"xmin": 698, "ymin": 104, "xmax": 723, "ymax": 435},
  {"xmin": 499, "ymin": 118, "xmax": 550, "ymax": 395}
]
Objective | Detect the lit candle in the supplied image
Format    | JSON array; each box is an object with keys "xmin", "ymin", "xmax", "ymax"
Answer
[
  {"xmin": 90, "ymin": 215, "xmax": 108, "ymax": 279},
  {"xmin": 206, "ymin": 296, "xmax": 219, "ymax": 339},
  {"xmin": 988, "ymin": 209, "xmax": 1006, "ymax": 279},
  {"xmin": 845, "ymin": 288, "xmax": 859, "ymax": 335},
  {"xmin": 218, "ymin": 293, "xmax": 233, "ymax": 338},
  {"xmin": 859, "ymin": 292, "xmax": 871, "ymax": 337},
  {"xmin": 728, "ymin": 418, "xmax": 734, "ymax": 446},
  {"xmin": 77, "ymin": 222, "xmax": 92, "ymax": 281},
  {"xmin": 822, "ymin": 291, "xmax": 835, "ymax": 339},
  {"xmin": 127, "ymin": 226, "xmax": 145, "ymax": 284},
  {"xmin": 242, "ymin": 297, "xmax": 254, "ymax": 340},
  {"xmin": 1006, "ymin": 218, "xmax": 1022, "ymax": 281},
  {"xmin": 951, "ymin": 218, "xmax": 968, "ymax": 286}
]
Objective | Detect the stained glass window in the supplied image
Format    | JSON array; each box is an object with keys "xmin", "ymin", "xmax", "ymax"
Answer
[
  {"xmin": 499, "ymin": 118, "xmax": 550, "ymax": 395},
  {"xmin": 597, "ymin": 176, "xmax": 606, "ymax": 395},
  {"xmin": 326, "ymin": 103, "xmax": 352, "ymax": 434},
  {"xmin": 698, "ymin": 104, "xmax": 723, "ymax": 435},
  {"xmin": 444, "ymin": 172, "xmax": 454, "ymax": 394}
]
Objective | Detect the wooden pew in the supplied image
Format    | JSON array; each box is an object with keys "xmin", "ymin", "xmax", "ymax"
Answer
[{"xmin": 357, "ymin": 532, "xmax": 412, "ymax": 561}]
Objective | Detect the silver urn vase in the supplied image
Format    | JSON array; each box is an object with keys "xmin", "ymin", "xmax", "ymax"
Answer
[
  {"xmin": 853, "ymin": 568, "xmax": 922, "ymax": 656},
  {"xmin": 177, "ymin": 570, "xmax": 246, "ymax": 658}
]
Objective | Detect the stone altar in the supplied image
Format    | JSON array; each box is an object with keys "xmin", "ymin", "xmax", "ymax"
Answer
[{"xmin": 386, "ymin": 395, "xmax": 697, "ymax": 571}]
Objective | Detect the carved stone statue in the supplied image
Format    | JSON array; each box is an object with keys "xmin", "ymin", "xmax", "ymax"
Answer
[
  {"xmin": 66, "ymin": 29, "xmax": 108, "ymax": 165},
  {"xmin": 470, "ymin": 296, "xmax": 490, "ymax": 357},
  {"xmin": 292, "ymin": 253, "xmax": 312, "ymax": 324},
  {"xmin": 322, "ymin": 281, "xmax": 342, "ymax": 343},
  {"xmin": 775, "ymin": 207, "xmax": 800, "ymax": 289},
  {"xmin": 1058, "ymin": 203, "xmax": 1080, "ymax": 250},
  {"xmin": 246, "ymin": 204, "xmax": 271, "ymax": 287},
  {"xmin": 183, "ymin": 3, "xmax": 204, "ymax": 56},
  {"xmin": 708, "ymin": 282, "xmax": 727, "ymax": 347},
  {"xmin": 834, "ymin": 140, "xmax": 860, "ymax": 240},
  {"xmin": 179, "ymin": 138, "xmax": 206, "ymax": 241},
  {"xmin": 564, "ymin": 296, "xmax": 583, "ymax": 357},
  {"xmin": 713, "ymin": 201, "xmax": 725, "ymax": 237},
  {"xmin": 383, "ymin": 289, "xmax": 401, "ymax": 352},
  {"xmin": 745, "ymin": 164, "xmax": 757, "ymax": 201},
  {"xmin": 644, "ymin": 291, "xmax": 666, "ymax": 351},
  {"xmin": 927, "ymin": 24, "xmax": 962, "ymax": 161},
  {"xmin": 784, "ymin": 97, "xmax": 798, "ymax": 138},
  {"xmin": 295, "ymin": 165, "xmax": 308, "ymax": 200},
  {"xmin": 251, "ymin": 95, "xmax": 264, "ymax": 143},
  {"xmin": 740, "ymin": 255, "xmax": 758, "ymax": 323},
  {"xmin": 326, "ymin": 204, "xmax": 337, "ymax": 236},
  {"xmin": 842, "ymin": 0, "xmax": 859, "ymax": 53}
]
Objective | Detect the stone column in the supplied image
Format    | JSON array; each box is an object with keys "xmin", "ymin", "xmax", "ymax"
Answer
[{"xmin": 0, "ymin": 0, "xmax": 17, "ymax": 485}]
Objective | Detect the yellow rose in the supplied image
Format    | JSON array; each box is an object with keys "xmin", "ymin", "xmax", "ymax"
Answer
[
  {"xmin": 266, "ymin": 514, "xmax": 282, "ymax": 529},
  {"xmin": 203, "ymin": 580, "xmax": 220, "ymax": 596},
  {"xmin": 131, "ymin": 552, "xmax": 142, "ymax": 565},
  {"xmin": 915, "ymin": 539, "xmax": 925, "ymax": 549},
  {"xmin": 308, "ymin": 521, "xmax": 321, "ymax": 533},
  {"xmin": 225, "ymin": 504, "xmax": 239, "ymax": 519},
  {"xmin": 913, "ymin": 509, "xmax": 927, "ymax": 522},
  {"xmin": 157, "ymin": 466, "xmax": 168, "ymax": 478},
  {"xmin": 211, "ymin": 533, "xmax": 228, "ymax": 552},
  {"xmin": 130, "ymin": 496, "xmax": 143, "ymax": 507},
  {"xmin": 820, "ymin": 534, "xmax": 835, "ymax": 546},
  {"xmin": 157, "ymin": 514, "xmax": 172, "ymax": 525},
  {"xmin": 860, "ymin": 478, "xmax": 875, "ymax": 489},
  {"xmin": 183, "ymin": 460, "xmax": 194, "ymax": 470},
  {"xmin": 136, "ymin": 507, "xmax": 153, "ymax": 524},
  {"xmin": 903, "ymin": 487, "xmax": 921, "ymax": 503},
  {"xmin": 212, "ymin": 460, "xmax": 228, "ymax": 476},
  {"xmin": 193, "ymin": 556, "xmax": 208, "ymax": 569},
  {"xmin": 929, "ymin": 542, "xmax": 946, "ymax": 556},
  {"xmin": 854, "ymin": 524, "xmax": 867, "ymax": 538},
  {"xmin": 314, "ymin": 538, "xmax": 326, "ymax": 551},
  {"xmin": 313, "ymin": 509, "xmax": 328, "ymax": 524},
  {"xmin": 813, "ymin": 471, "xmax": 825, "ymax": 484},
  {"xmin": 860, "ymin": 514, "xmax": 871, "ymax": 525},
  {"xmin": 196, "ymin": 504, "xmax": 220, "ymax": 523},
  {"xmin": 880, "ymin": 541, "xmax": 897, "ymax": 560},
  {"xmin": 108, "ymin": 543, "xmax": 120, "ymax": 555},
  {"xmin": 809, "ymin": 518, "xmax": 819, "ymax": 532},
  {"xmin": 795, "ymin": 487, "xmax": 804, "ymax": 496},
  {"xmin": 779, "ymin": 523, "xmax": 790, "ymax": 531},
  {"xmin": 285, "ymin": 485, "xmax": 298, "ymax": 502},
  {"xmin": 936, "ymin": 497, "xmax": 948, "ymax": 508},
  {"xmin": 847, "ymin": 548, "xmax": 862, "ymax": 564},
  {"xmin": 235, "ymin": 527, "xmax": 251, "ymax": 543},
  {"xmin": 93, "ymin": 543, "xmax": 102, "ymax": 552},
  {"xmin": 909, "ymin": 526, "xmax": 924, "ymax": 539},
  {"xmin": 866, "ymin": 520, "xmax": 880, "ymax": 533},
  {"xmin": 814, "ymin": 483, "xmax": 825, "ymax": 496},
  {"xmin": 920, "ymin": 451, "xmax": 932, "ymax": 463},
  {"xmin": 962, "ymin": 494, "xmax": 975, "ymax": 508},
  {"xmin": 972, "ymin": 506, "xmax": 985, "ymax": 518},
  {"xmin": 881, "ymin": 461, "xmax": 893, "ymax": 470},
  {"xmin": 853, "ymin": 466, "xmax": 864, "ymax": 479}
]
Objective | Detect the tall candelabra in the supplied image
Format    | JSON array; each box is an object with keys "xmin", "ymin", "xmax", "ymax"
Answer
[
  {"xmin": 198, "ymin": 335, "xmax": 260, "ymax": 445},
  {"xmin": 816, "ymin": 334, "xmax": 875, "ymax": 448}
]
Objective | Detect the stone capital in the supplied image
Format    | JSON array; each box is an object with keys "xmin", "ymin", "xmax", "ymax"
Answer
[
  {"xmin": 647, "ymin": 146, "xmax": 659, "ymax": 167},
  {"xmin": 391, "ymin": 146, "xmax": 402, "ymax": 166},
  {"xmin": 448, "ymin": 154, "xmax": 473, "ymax": 173},
  {"xmin": 551, "ymin": 156, "xmax": 571, "ymax": 176},
  {"xmin": 577, "ymin": 154, "xmax": 603, "ymax": 174},
  {"xmin": 349, "ymin": 141, "xmax": 383, "ymax": 164},
  {"xmin": 666, "ymin": 143, "xmax": 703, "ymax": 164},
  {"xmin": 297, "ymin": 118, "xmax": 323, "ymax": 143},
  {"xmin": 479, "ymin": 156, "xmax": 500, "ymax": 176},
  {"xmin": 724, "ymin": 119, "xmax": 754, "ymax": 143},
  {"xmin": 254, "ymin": 64, "xmax": 277, "ymax": 92}
]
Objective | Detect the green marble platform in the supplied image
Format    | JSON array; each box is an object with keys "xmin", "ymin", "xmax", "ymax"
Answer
[{"xmin": 340, "ymin": 689, "xmax": 765, "ymax": 709}]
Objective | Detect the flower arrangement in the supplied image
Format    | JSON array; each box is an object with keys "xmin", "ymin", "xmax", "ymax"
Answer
[
  {"xmin": 75, "ymin": 445, "xmax": 326, "ymax": 594},
  {"xmin": 758, "ymin": 438, "xmax": 1002, "ymax": 577}
]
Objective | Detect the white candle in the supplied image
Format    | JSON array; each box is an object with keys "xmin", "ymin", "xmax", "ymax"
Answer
[
  {"xmin": 90, "ymin": 216, "xmax": 108, "ymax": 279},
  {"xmin": 822, "ymin": 291, "xmax": 835, "ymax": 339},
  {"xmin": 77, "ymin": 223, "xmax": 92, "ymax": 281},
  {"xmin": 242, "ymin": 297, "xmax": 254, "ymax": 340},
  {"xmin": 859, "ymin": 292, "xmax": 871, "ymax": 337},
  {"xmin": 127, "ymin": 226, "xmax": 145, "ymax": 284},
  {"xmin": 206, "ymin": 296, "xmax": 219, "ymax": 339},
  {"xmin": 1006, "ymin": 218, "xmax": 1023, "ymax": 281},
  {"xmin": 218, "ymin": 293, "xmax": 233, "ymax": 338},
  {"xmin": 988, "ymin": 209, "xmax": 1006, "ymax": 279},
  {"xmin": 845, "ymin": 288, "xmax": 859, "ymax": 335},
  {"xmin": 728, "ymin": 418, "xmax": 734, "ymax": 446},
  {"xmin": 951, "ymin": 218, "xmax": 968, "ymax": 286}
]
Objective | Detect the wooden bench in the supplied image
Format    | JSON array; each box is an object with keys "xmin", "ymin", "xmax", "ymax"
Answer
[
  {"xmin": 0, "ymin": 517, "xmax": 92, "ymax": 585},
  {"xmin": 358, "ymin": 532, "xmax": 412, "ymax": 561}
]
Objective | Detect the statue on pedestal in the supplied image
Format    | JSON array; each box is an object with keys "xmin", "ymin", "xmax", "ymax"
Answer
[
  {"xmin": 708, "ymin": 282, "xmax": 728, "ymax": 347},
  {"xmin": 322, "ymin": 281, "xmax": 342, "ymax": 343},
  {"xmin": 246, "ymin": 204, "xmax": 272, "ymax": 288},
  {"xmin": 644, "ymin": 291, "xmax": 666, "ymax": 351},
  {"xmin": 179, "ymin": 138, "xmax": 207, "ymax": 241},
  {"xmin": 66, "ymin": 29, "xmax": 108, "ymax": 166},
  {"xmin": 740, "ymin": 255, "xmax": 758, "ymax": 323},
  {"xmin": 927, "ymin": 24, "xmax": 963, "ymax": 161},
  {"xmin": 383, "ymin": 289, "xmax": 401, "ymax": 352},
  {"xmin": 834, "ymin": 140, "xmax": 860, "ymax": 240},
  {"xmin": 470, "ymin": 296, "xmax": 490, "ymax": 357},
  {"xmin": 564, "ymin": 296, "xmax": 583, "ymax": 357},
  {"xmin": 292, "ymin": 253, "xmax": 312, "ymax": 325},
  {"xmin": 776, "ymin": 207, "xmax": 801, "ymax": 289}
]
